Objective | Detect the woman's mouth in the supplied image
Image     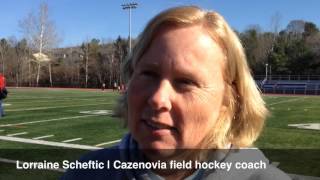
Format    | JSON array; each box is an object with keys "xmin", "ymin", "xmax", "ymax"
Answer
[{"xmin": 143, "ymin": 119, "xmax": 178, "ymax": 132}]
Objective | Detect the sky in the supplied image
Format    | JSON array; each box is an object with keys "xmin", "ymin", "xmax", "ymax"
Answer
[{"xmin": 0, "ymin": 0, "xmax": 319, "ymax": 47}]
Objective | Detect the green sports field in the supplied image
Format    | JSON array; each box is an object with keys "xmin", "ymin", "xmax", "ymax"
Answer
[{"xmin": 0, "ymin": 87, "xmax": 319, "ymax": 179}]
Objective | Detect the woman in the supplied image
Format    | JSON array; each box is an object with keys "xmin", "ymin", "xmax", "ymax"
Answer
[{"xmin": 62, "ymin": 6, "xmax": 290, "ymax": 180}]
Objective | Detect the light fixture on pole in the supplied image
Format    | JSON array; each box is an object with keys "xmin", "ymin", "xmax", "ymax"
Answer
[{"xmin": 122, "ymin": 2, "xmax": 138, "ymax": 53}]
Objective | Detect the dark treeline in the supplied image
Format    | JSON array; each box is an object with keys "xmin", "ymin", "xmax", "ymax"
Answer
[
  {"xmin": 240, "ymin": 20, "xmax": 320, "ymax": 77},
  {"xmin": 0, "ymin": 36, "xmax": 129, "ymax": 88},
  {"xmin": 0, "ymin": 20, "xmax": 319, "ymax": 88}
]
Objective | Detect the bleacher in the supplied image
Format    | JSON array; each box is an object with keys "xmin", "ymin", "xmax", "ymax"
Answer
[{"xmin": 257, "ymin": 79, "xmax": 320, "ymax": 95}]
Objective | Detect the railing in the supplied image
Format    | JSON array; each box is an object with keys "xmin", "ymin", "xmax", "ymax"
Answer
[
  {"xmin": 257, "ymin": 79, "xmax": 320, "ymax": 95},
  {"xmin": 255, "ymin": 75, "xmax": 320, "ymax": 81}
]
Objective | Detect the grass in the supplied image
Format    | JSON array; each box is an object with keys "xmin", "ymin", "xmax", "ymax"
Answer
[
  {"xmin": 0, "ymin": 87, "xmax": 319, "ymax": 179},
  {"xmin": 257, "ymin": 95, "xmax": 320, "ymax": 148},
  {"xmin": 1, "ymin": 88, "xmax": 126, "ymax": 146},
  {"xmin": 255, "ymin": 95, "xmax": 320, "ymax": 176},
  {"xmin": 0, "ymin": 88, "xmax": 126, "ymax": 179}
]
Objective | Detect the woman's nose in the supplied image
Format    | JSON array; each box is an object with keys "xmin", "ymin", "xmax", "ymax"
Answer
[{"xmin": 147, "ymin": 80, "xmax": 172, "ymax": 111}]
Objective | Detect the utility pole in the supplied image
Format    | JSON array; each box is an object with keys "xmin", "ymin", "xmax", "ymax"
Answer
[{"xmin": 122, "ymin": 2, "xmax": 138, "ymax": 53}]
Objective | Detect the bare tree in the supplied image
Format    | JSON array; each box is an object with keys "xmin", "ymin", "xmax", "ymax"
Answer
[
  {"xmin": 0, "ymin": 39, "xmax": 9, "ymax": 76},
  {"xmin": 286, "ymin": 20, "xmax": 305, "ymax": 34},
  {"xmin": 81, "ymin": 41, "xmax": 89, "ymax": 88},
  {"xmin": 113, "ymin": 36, "xmax": 128, "ymax": 85},
  {"xmin": 19, "ymin": 2, "xmax": 60, "ymax": 86},
  {"xmin": 14, "ymin": 39, "xmax": 30, "ymax": 86},
  {"xmin": 268, "ymin": 12, "xmax": 282, "ymax": 50},
  {"xmin": 270, "ymin": 12, "xmax": 282, "ymax": 35}
]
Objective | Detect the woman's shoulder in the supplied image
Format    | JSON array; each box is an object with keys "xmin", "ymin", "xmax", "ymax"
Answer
[
  {"xmin": 230, "ymin": 148, "xmax": 291, "ymax": 180},
  {"xmin": 249, "ymin": 165, "xmax": 291, "ymax": 180},
  {"xmin": 204, "ymin": 148, "xmax": 291, "ymax": 180}
]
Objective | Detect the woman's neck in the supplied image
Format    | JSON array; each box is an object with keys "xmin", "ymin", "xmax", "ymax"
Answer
[
  {"xmin": 153, "ymin": 168, "xmax": 196, "ymax": 180},
  {"xmin": 143, "ymin": 151, "xmax": 197, "ymax": 180}
]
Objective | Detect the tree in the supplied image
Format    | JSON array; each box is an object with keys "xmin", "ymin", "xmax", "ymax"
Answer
[
  {"xmin": 19, "ymin": 2, "xmax": 60, "ymax": 86},
  {"xmin": 241, "ymin": 26, "xmax": 272, "ymax": 74},
  {"xmin": 113, "ymin": 36, "xmax": 128, "ymax": 85},
  {"xmin": 0, "ymin": 39, "xmax": 9, "ymax": 76},
  {"xmin": 303, "ymin": 22, "xmax": 319, "ymax": 37},
  {"xmin": 14, "ymin": 39, "xmax": 30, "ymax": 86},
  {"xmin": 82, "ymin": 38, "xmax": 102, "ymax": 87},
  {"xmin": 268, "ymin": 36, "xmax": 290, "ymax": 74},
  {"xmin": 286, "ymin": 20, "xmax": 305, "ymax": 40},
  {"xmin": 88, "ymin": 39, "xmax": 103, "ymax": 86},
  {"xmin": 81, "ymin": 41, "xmax": 90, "ymax": 88},
  {"xmin": 286, "ymin": 39, "xmax": 313, "ymax": 75},
  {"xmin": 303, "ymin": 22, "xmax": 320, "ymax": 74},
  {"xmin": 241, "ymin": 27, "xmax": 259, "ymax": 70},
  {"xmin": 286, "ymin": 20, "xmax": 305, "ymax": 33},
  {"xmin": 266, "ymin": 12, "xmax": 282, "ymax": 74},
  {"xmin": 270, "ymin": 12, "xmax": 282, "ymax": 35}
]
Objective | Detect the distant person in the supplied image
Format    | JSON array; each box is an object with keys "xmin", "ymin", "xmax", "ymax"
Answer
[
  {"xmin": 101, "ymin": 83, "xmax": 106, "ymax": 91},
  {"xmin": 113, "ymin": 82, "xmax": 117, "ymax": 92},
  {"xmin": 120, "ymin": 84, "xmax": 125, "ymax": 91},
  {"xmin": 0, "ymin": 74, "xmax": 7, "ymax": 117},
  {"xmin": 62, "ymin": 6, "xmax": 290, "ymax": 180}
]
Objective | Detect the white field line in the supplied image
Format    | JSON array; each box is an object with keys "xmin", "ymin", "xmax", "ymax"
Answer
[
  {"xmin": 8, "ymin": 98, "xmax": 107, "ymax": 104},
  {"xmin": 0, "ymin": 114, "xmax": 100, "ymax": 128},
  {"xmin": 6, "ymin": 132, "xmax": 28, "ymax": 137},
  {"xmin": 62, "ymin": 138, "xmax": 83, "ymax": 143},
  {"xmin": 0, "ymin": 136, "xmax": 102, "ymax": 150},
  {"xmin": 0, "ymin": 157, "xmax": 65, "ymax": 173},
  {"xmin": 8, "ymin": 96, "xmax": 59, "ymax": 99},
  {"xmin": 0, "ymin": 129, "xmax": 4, "ymax": 132},
  {"xmin": 9, "ymin": 95, "xmax": 89, "ymax": 99},
  {"xmin": 9, "ymin": 96, "xmax": 108, "ymax": 100},
  {"xmin": 6, "ymin": 102, "xmax": 113, "ymax": 112},
  {"xmin": 268, "ymin": 97, "xmax": 305, "ymax": 106},
  {"xmin": 32, "ymin": 134, "xmax": 54, "ymax": 140},
  {"xmin": 303, "ymin": 106, "xmax": 320, "ymax": 109},
  {"xmin": 95, "ymin": 139, "xmax": 121, "ymax": 147}
]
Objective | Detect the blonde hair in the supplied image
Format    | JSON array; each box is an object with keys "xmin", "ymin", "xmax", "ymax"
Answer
[{"xmin": 118, "ymin": 6, "xmax": 268, "ymax": 149}]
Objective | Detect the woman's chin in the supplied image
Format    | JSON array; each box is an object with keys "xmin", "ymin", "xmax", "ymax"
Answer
[
  {"xmin": 140, "ymin": 140, "xmax": 176, "ymax": 149},
  {"xmin": 140, "ymin": 141, "xmax": 178, "ymax": 160}
]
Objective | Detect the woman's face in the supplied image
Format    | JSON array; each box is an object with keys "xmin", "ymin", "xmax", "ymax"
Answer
[{"xmin": 127, "ymin": 25, "xmax": 227, "ymax": 153}]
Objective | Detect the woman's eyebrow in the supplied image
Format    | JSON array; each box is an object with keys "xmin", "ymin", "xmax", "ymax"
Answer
[
  {"xmin": 138, "ymin": 61, "xmax": 160, "ymax": 69},
  {"xmin": 173, "ymin": 68, "xmax": 204, "ymax": 83}
]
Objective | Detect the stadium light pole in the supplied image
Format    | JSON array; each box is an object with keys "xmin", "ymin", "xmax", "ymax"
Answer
[
  {"xmin": 269, "ymin": 65, "xmax": 272, "ymax": 80},
  {"xmin": 265, "ymin": 63, "xmax": 269, "ymax": 80},
  {"xmin": 122, "ymin": 2, "xmax": 138, "ymax": 53}
]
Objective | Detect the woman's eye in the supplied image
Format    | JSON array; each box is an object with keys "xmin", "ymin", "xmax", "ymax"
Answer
[{"xmin": 175, "ymin": 78, "xmax": 197, "ymax": 87}]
